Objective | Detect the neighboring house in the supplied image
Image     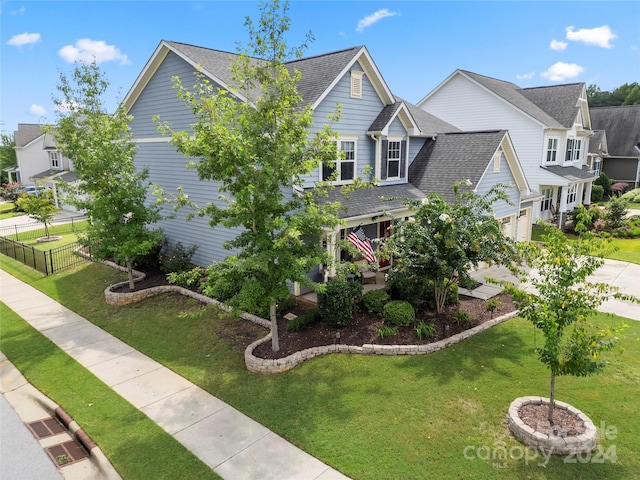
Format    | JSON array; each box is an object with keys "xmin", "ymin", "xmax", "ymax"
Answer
[
  {"xmin": 417, "ymin": 70, "xmax": 597, "ymax": 227},
  {"xmin": 586, "ymin": 129, "xmax": 608, "ymax": 179},
  {"xmin": 590, "ymin": 105, "xmax": 640, "ymax": 189},
  {"xmin": 123, "ymin": 41, "xmax": 534, "ymax": 272},
  {"xmin": 12, "ymin": 123, "xmax": 78, "ymax": 209}
]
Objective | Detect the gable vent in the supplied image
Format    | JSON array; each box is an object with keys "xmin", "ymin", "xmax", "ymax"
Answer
[{"xmin": 351, "ymin": 70, "xmax": 363, "ymax": 99}]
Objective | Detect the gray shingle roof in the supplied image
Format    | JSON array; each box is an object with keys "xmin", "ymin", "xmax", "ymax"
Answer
[
  {"xmin": 460, "ymin": 71, "xmax": 574, "ymax": 128},
  {"xmin": 166, "ymin": 41, "xmax": 362, "ymax": 107},
  {"xmin": 398, "ymin": 97, "xmax": 460, "ymax": 134},
  {"xmin": 590, "ymin": 105, "xmax": 640, "ymax": 157},
  {"xmin": 368, "ymin": 103, "xmax": 402, "ymax": 132},
  {"xmin": 588, "ymin": 130, "xmax": 606, "ymax": 154},
  {"xmin": 321, "ymin": 184, "xmax": 424, "ymax": 219},
  {"xmin": 519, "ymin": 83, "xmax": 584, "ymax": 128},
  {"xmin": 14, "ymin": 124, "xmax": 45, "ymax": 147},
  {"xmin": 542, "ymin": 165, "xmax": 597, "ymax": 182},
  {"xmin": 409, "ymin": 130, "xmax": 507, "ymax": 203}
]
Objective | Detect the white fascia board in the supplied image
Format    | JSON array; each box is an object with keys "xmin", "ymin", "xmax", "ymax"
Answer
[{"xmin": 500, "ymin": 132, "xmax": 531, "ymax": 193}]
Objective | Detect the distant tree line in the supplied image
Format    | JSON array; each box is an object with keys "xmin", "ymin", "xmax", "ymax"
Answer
[{"xmin": 587, "ymin": 82, "xmax": 640, "ymax": 107}]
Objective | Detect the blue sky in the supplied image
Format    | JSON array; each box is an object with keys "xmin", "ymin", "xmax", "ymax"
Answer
[{"xmin": 2, "ymin": 0, "xmax": 639, "ymax": 135}]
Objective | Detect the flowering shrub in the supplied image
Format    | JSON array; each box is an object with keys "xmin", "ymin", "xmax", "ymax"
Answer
[
  {"xmin": 160, "ymin": 242, "xmax": 198, "ymax": 273},
  {"xmin": 1, "ymin": 182, "xmax": 25, "ymax": 202}
]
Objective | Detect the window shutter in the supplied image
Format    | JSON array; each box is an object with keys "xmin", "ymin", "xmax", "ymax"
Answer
[
  {"xmin": 400, "ymin": 140, "xmax": 407, "ymax": 178},
  {"xmin": 381, "ymin": 139, "xmax": 388, "ymax": 180}
]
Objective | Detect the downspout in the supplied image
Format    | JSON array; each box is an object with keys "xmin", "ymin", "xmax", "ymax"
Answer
[{"xmin": 368, "ymin": 132, "xmax": 381, "ymax": 180}]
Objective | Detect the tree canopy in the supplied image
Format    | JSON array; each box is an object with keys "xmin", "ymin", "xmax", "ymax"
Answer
[
  {"xmin": 587, "ymin": 82, "xmax": 640, "ymax": 107},
  {"xmin": 0, "ymin": 133, "xmax": 17, "ymax": 185}
]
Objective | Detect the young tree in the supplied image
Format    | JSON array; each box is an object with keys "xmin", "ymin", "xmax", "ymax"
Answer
[
  {"xmin": 16, "ymin": 190, "xmax": 57, "ymax": 238},
  {"xmin": 387, "ymin": 181, "xmax": 517, "ymax": 313},
  {"xmin": 51, "ymin": 62, "xmax": 162, "ymax": 289},
  {"xmin": 157, "ymin": 0, "xmax": 347, "ymax": 351},
  {"xmin": 0, "ymin": 133, "xmax": 17, "ymax": 185},
  {"xmin": 500, "ymin": 226, "xmax": 636, "ymax": 424}
]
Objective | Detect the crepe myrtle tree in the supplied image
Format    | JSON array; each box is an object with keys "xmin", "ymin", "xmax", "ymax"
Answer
[
  {"xmin": 51, "ymin": 61, "xmax": 162, "ymax": 289},
  {"xmin": 16, "ymin": 190, "xmax": 58, "ymax": 238},
  {"xmin": 499, "ymin": 225, "xmax": 636, "ymax": 424},
  {"xmin": 386, "ymin": 181, "xmax": 517, "ymax": 314},
  {"xmin": 155, "ymin": 0, "xmax": 363, "ymax": 351}
]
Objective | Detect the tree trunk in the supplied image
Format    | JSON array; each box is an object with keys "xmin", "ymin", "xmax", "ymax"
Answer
[
  {"xmin": 126, "ymin": 256, "xmax": 135, "ymax": 290},
  {"xmin": 548, "ymin": 372, "xmax": 556, "ymax": 425},
  {"xmin": 270, "ymin": 298, "xmax": 280, "ymax": 352}
]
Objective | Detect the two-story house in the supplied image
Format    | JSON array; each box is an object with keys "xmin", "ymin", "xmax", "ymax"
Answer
[
  {"xmin": 417, "ymin": 70, "xmax": 597, "ymax": 227},
  {"xmin": 124, "ymin": 42, "xmax": 534, "ymax": 272},
  {"xmin": 12, "ymin": 123, "xmax": 78, "ymax": 209}
]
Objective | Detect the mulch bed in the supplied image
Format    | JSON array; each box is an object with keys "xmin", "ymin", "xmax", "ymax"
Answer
[
  {"xmin": 518, "ymin": 403, "xmax": 586, "ymax": 437},
  {"xmin": 112, "ymin": 268, "xmax": 516, "ymax": 360}
]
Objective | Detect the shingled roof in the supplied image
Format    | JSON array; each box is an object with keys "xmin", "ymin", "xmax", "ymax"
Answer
[
  {"xmin": 398, "ymin": 98, "xmax": 460, "ymax": 135},
  {"xmin": 321, "ymin": 184, "xmax": 424, "ymax": 219},
  {"xmin": 590, "ymin": 105, "xmax": 640, "ymax": 157},
  {"xmin": 14, "ymin": 124, "xmax": 45, "ymax": 148},
  {"xmin": 409, "ymin": 130, "xmax": 507, "ymax": 203}
]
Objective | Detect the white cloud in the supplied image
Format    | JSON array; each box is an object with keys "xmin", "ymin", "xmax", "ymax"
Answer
[
  {"xmin": 30, "ymin": 104, "xmax": 46, "ymax": 116},
  {"xmin": 58, "ymin": 38, "xmax": 130, "ymax": 65},
  {"xmin": 565, "ymin": 25, "xmax": 617, "ymax": 48},
  {"xmin": 10, "ymin": 6, "xmax": 26, "ymax": 15},
  {"xmin": 7, "ymin": 32, "xmax": 41, "ymax": 47},
  {"xmin": 356, "ymin": 8, "xmax": 398, "ymax": 33},
  {"xmin": 541, "ymin": 62, "xmax": 584, "ymax": 82},
  {"xmin": 516, "ymin": 72, "xmax": 535, "ymax": 81},
  {"xmin": 550, "ymin": 40, "xmax": 567, "ymax": 51}
]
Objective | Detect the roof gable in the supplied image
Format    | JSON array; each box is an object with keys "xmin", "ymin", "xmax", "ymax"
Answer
[
  {"xmin": 14, "ymin": 124, "xmax": 46, "ymax": 148},
  {"xmin": 519, "ymin": 83, "xmax": 587, "ymax": 128}
]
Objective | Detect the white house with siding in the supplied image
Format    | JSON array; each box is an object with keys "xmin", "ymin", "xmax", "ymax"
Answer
[
  {"xmin": 123, "ymin": 41, "xmax": 535, "ymax": 275},
  {"xmin": 418, "ymin": 70, "xmax": 596, "ymax": 227}
]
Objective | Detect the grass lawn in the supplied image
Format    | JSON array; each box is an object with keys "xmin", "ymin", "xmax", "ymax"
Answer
[
  {"xmin": 2, "ymin": 257, "xmax": 639, "ymax": 480},
  {"xmin": 6, "ymin": 219, "xmax": 88, "ymax": 243},
  {"xmin": 531, "ymin": 227, "xmax": 640, "ymax": 265},
  {"xmin": 19, "ymin": 231, "xmax": 84, "ymax": 250},
  {"xmin": 0, "ymin": 302, "xmax": 221, "ymax": 480},
  {"xmin": 0, "ymin": 202, "xmax": 23, "ymax": 220}
]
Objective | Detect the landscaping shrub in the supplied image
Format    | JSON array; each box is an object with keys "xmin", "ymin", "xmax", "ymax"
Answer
[
  {"xmin": 201, "ymin": 260, "xmax": 244, "ymax": 302},
  {"xmin": 285, "ymin": 309, "xmax": 320, "ymax": 332},
  {"xmin": 594, "ymin": 172, "xmax": 613, "ymax": 198},
  {"xmin": 590, "ymin": 184, "xmax": 604, "ymax": 203},
  {"xmin": 167, "ymin": 266, "xmax": 205, "ymax": 290},
  {"xmin": 611, "ymin": 182, "xmax": 630, "ymax": 197},
  {"xmin": 350, "ymin": 279, "xmax": 363, "ymax": 304},
  {"xmin": 621, "ymin": 188, "xmax": 640, "ymax": 203},
  {"xmin": 362, "ymin": 289, "xmax": 389, "ymax": 315},
  {"xmin": 604, "ymin": 197, "xmax": 629, "ymax": 230},
  {"xmin": 453, "ymin": 311, "xmax": 472, "ymax": 326},
  {"xmin": 134, "ymin": 236, "xmax": 165, "ymax": 271},
  {"xmin": 415, "ymin": 321, "xmax": 436, "ymax": 340},
  {"xmin": 385, "ymin": 269, "xmax": 427, "ymax": 307},
  {"xmin": 376, "ymin": 325, "xmax": 398, "ymax": 339},
  {"xmin": 1, "ymin": 182, "xmax": 25, "ymax": 203},
  {"xmin": 382, "ymin": 300, "xmax": 415, "ymax": 327},
  {"xmin": 485, "ymin": 298, "xmax": 500, "ymax": 318},
  {"xmin": 317, "ymin": 279, "xmax": 353, "ymax": 329},
  {"xmin": 160, "ymin": 242, "xmax": 198, "ymax": 273}
]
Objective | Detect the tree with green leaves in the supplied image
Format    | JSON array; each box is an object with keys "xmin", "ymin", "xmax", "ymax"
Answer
[
  {"xmin": 156, "ymin": 0, "xmax": 350, "ymax": 351},
  {"xmin": 500, "ymin": 226, "xmax": 636, "ymax": 424},
  {"xmin": 16, "ymin": 190, "xmax": 58, "ymax": 238},
  {"xmin": 386, "ymin": 181, "xmax": 517, "ymax": 314},
  {"xmin": 588, "ymin": 82, "xmax": 640, "ymax": 107},
  {"xmin": 51, "ymin": 62, "xmax": 162, "ymax": 289},
  {"xmin": 0, "ymin": 133, "xmax": 17, "ymax": 185}
]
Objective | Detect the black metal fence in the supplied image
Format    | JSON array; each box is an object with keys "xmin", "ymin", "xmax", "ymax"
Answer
[{"xmin": 0, "ymin": 236, "xmax": 89, "ymax": 275}]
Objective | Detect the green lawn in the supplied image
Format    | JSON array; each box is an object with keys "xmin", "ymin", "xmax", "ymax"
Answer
[
  {"xmin": 0, "ymin": 202, "xmax": 23, "ymax": 220},
  {"xmin": 531, "ymin": 227, "xmax": 640, "ymax": 265},
  {"xmin": 1, "ymin": 257, "xmax": 639, "ymax": 480}
]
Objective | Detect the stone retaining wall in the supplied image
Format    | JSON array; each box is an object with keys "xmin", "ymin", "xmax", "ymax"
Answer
[
  {"xmin": 508, "ymin": 396, "xmax": 597, "ymax": 455},
  {"xmin": 103, "ymin": 265, "xmax": 517, "ymax": 374}
]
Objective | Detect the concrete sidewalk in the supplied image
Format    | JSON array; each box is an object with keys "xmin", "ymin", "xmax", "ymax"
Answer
[{"xmin": 0, "ymin": 270, "xmax": 349, "ymax": 480}]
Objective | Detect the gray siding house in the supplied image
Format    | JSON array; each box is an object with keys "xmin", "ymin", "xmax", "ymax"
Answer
[
  {"xmin": 123, "ymin": 41, "xmax": 534, "ymax": 272},
  {"xmin": 590, "ymin": 105, "xmax": 640, "ymax": 189}
]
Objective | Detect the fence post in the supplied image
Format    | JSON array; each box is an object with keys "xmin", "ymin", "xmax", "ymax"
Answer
[{"xmin": 49, "ymin": 249, "xmax": 55, "ymax": 275}]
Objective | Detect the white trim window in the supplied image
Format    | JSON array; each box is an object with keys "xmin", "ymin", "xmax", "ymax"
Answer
[
  {"xmin": 565, "ymin": 138, "xmax": 582, "ymax": 162},
  {"xmin": 566, "ymin": 184, "xmax": 578, "ymax": 204},
  {"xmin": 322, "ymin": 138, "xmax": 356, "ymax": 183},
  {"xmin": 546, "ymin": 138, "xmax": 558, "ymax": 163},
  {"xmin": 594, "ymin": 158, "xmax": 601, "ymax": 176},
  {"xmin": 541, "ymin": 187, "xmax": 553, "ymax": 212},
  {"xmin": 386, "ymin": 140, "xmax": 401, "ymax": 178},
  {"xmin": 49, "ymin": 151, "xmax": 61, "ymax": 170}
]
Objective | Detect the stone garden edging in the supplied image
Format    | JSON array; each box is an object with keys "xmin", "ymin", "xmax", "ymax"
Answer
[
  {"xmin": 508, "ymin": 396, "xmax": 597, "ymax": 455},
  {"xmin": 102, "ymin": 264, "xmax": 517, "ymax": 374}
]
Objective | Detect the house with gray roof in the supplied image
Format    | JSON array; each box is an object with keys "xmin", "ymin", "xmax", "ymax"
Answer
[
  {"xmin": 590, "ymin": 105, "xmax": 640, "ymax": 189},
  {"xmin": 11, "ymin": 123, "xmax": 78, "ymax": 210},
  {"xmin": 124, "ymin": 41, "xmax": 533, "ymax": 277},
  {"xmin": 417, "ymin": 70, "xmax": 597, "ymax": 227}
]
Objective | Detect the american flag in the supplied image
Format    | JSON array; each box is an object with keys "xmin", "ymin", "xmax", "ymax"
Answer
[{"xmin": 347, "ymin": 226, "xmax": 377, "ymax": 263}]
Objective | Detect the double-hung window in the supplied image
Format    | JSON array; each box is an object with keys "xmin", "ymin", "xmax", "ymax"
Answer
[
  {"xmin": 322, "ymin": 139, "xmax": 356, "ymax": 183},
  {"xmin": 541, "ymin": 187, "xmax": 553, "ymax": 212},
  {"xmin": 546, "ymin": 138, "xmax": 558, "ymax": 163},
  {"xmin": 565, "ymin": 138, "xmax": 575, "ymax": 162},
  {"xmin": 566, "ymin": 184, "xmax": 577, "ymax": 204},
  {"xmin": 49, "ymin": 151, "xmax": 61, "ymax": 170},
  {"xmin": 573, "ymin": 139, "xmax": 582, "ymax": 162},
  {"xmin": 387, "ymin": 140, "xmax": 401, "ymax": 178}
]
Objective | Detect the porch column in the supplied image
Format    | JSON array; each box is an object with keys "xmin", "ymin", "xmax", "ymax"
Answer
[
  {"xmin": 326, "ymin": 231, "xmax": 338, "ymax": 279},
  {"xmin": 557, "ymin": 186, "xmax": 567, "ymax": 229},
  {"xmin": 583, "ymin": 181, "xmax": 592, "ymax": 207},
  {"xmin": 51, "ymin": 182, "xmax": 60, "ymax": 208}
]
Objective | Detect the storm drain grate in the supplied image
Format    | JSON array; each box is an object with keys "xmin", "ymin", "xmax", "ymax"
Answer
[
  {"xmin": 46, "ymin": 441, "xmax": 88, "ymax": 466},
  {"xmin": 26, "ymin": 417, "xmax": 65, "ymax": 439}
]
